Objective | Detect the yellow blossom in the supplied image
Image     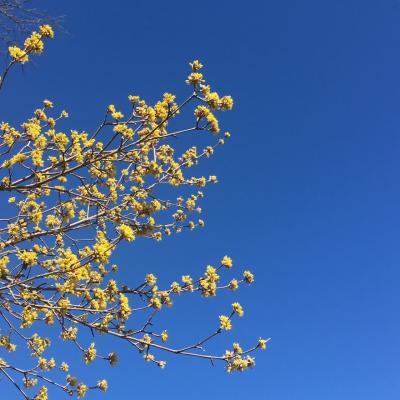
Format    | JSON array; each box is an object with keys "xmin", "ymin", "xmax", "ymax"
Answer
[
  {"xmin": 161, "ymin": 330, "xmax": 168, "ymax": 342},
  {"xmin": 146, "ymin": 273, "xmax": 157, "ymax": 286},
  {"xmin": 43, "ymin": 99, "xmax": 53, "ymax": 108},
  {"xmin": 84, "ymin": 343, "xmax": 97, "ymax": 364},
  {"xmin": 190, "ymin": 59, "xmax": 203, "ymax": 71},
  {"xmin": 97, "ymin": 379, "xmax": 108, "ymax": 391},
  {"xmin": 258, "ymin": 338, "xmax": 268, "ymax": 349},
  {"xmin": 219, "ymin": 315, "xmax": 232, "ymax": 331},
  {"xmin": 221, "ymin": 255, "xmax": 233, "ymax": 268},
  {"xmin": 8, "ymin": 46, "xmax": 28, "ymax": 63},
  {"xmin": 232, "ymin": 302, "xmax": 244, "ymax": 317},
  {"xmin": 77, "ymin": 383, "xmax": 88, "ymax": 398},
  {"xmin": 24, "ymin": 32, "xmax": 44, "ymax": 54},
  {"xmin": 35, "ymin": 386, "xmax": 48, "ymax": 400},
  {"xmin": 220, "ymin": 95, "xmax": 234, "ymax": 110},
  {"xmin": 39, "ymin": 25, "xmax": 55, "ymax": 38},
  {"xmin": 17, "ymin": 250, "xmax": 38, "ymax": 266},
  {"xmin": 61, "ymin": 362, "xmax": 69, "ymax": 372},
  {"xmin": 118, "ymin": 224, "xmax": 135, "ymax": 241},
  {"xmin": 229, "ymin": 279, "xmax": 239, "ymax": 291},
  {"xmin": 243, "ymin": 270, "xmax": 254, "ymax": 284}
]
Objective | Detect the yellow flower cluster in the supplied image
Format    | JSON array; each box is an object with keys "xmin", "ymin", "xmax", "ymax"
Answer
[
  {"xmin": 8, "ymin": 25, "xmax": 54, "ymax": 64},
  {"xmin": 8, "ymin": 46, "xmax": 29, "ymax": 63},
  {"xmin": 0, "ymin": 335, "xmax": 17, "ymax": 352},
  {"xmin": 84, "ymin": 343, "xmax": 97, "ymax": 364},
  {"xmin": 258, "ymin": 339, "xmax": 268, "ymax": 349},
  {"xmin": 61, "ymin": 327, "xmax": 78, "ymax": 341},
  {"xmin": 226, "ymin": 355, "xmax": 256, "ymax": 373},
  {"xmin": 118, "ymin": 293, "xmax": 132, "ymax": 320},
  {"xmin": 77, "ymin": 383, "xmax": 88, "ymax": 398},
  {"xmin": 18, "ymin": 245, "xmax": 40, "ymax": 262},
  {"xmin": 221, "ymin": 255, "xmax": 233, "ymax": 268},
  {"xmin": 243, "ymin": 270, "xmax": 255, "ymax": 284},
  {"xmin": 146, "ymin": 273, "xmax": 157, "ymax": 286},
  {"xmin": 118, "ymin": 224, "xmax": 135, "ymax": 241},
  {"xmin": 39, "ymin": 25, "xmax": 55, "ymax": 38},
  {"xmin": 200, "ymin": 265, "xmax": 220, "ymax": 297},
  {"xmin": 232, "ymin": 302, "xmax": 244, "ymax": 317},
  {"xmin": 21, "ymin": 306, "xmax": 38, "ymax": 328},
  {"xmin": 97, "ymin": 379, "xmax": 108, "ymax": 391},
  {"xmin": 0, "ymin": 256, "xmax": 9, "ymax": 278},
  {"xmin": 35, "ymin": 386, "xmax": 48, "ymax": 400},
  {"xmin": 219, "ymin": 315, "xmax": 232, "ymax": 331},
  {"xmin": 28, "ymin": 334, "xmax": 50, "ymax": 356}
]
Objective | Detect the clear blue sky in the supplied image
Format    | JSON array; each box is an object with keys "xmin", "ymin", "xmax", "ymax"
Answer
[{"xmin": 2, "ymin": 0, "xmax": 400, "ymax": 399}]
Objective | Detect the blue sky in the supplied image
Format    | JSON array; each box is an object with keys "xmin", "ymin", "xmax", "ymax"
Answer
[{"xmin": 2, "ymin": 0, "xmax": 400, "ymax": 399}]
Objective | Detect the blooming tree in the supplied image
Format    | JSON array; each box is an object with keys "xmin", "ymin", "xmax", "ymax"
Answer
[{"xmin": 0, "ymin": 24, "xmax": 268, "ymax": 399}]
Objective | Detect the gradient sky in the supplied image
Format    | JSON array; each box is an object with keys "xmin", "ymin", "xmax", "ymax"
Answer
[{"xmin": 2, "ymin": 0, "xmax": 400, "ymax": 399}]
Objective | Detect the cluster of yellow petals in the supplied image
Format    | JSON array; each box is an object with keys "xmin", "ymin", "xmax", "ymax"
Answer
[{"xmin": 8, "ymin": 25, "xmax": 54, "ymax": 64}]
